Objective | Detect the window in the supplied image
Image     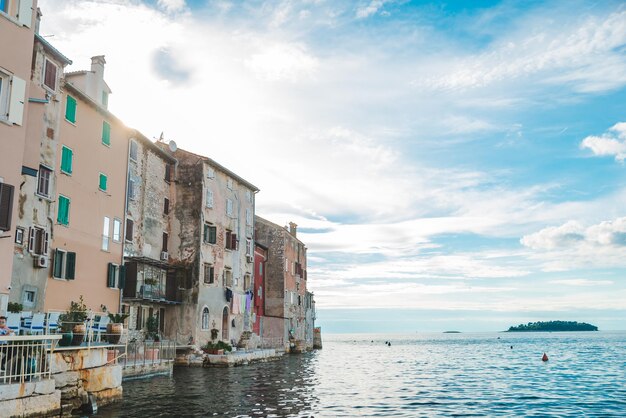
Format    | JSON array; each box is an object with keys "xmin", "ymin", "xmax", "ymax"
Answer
[
  {"xmin": 60, "ymin": 146, "xmax": 73, "ymax": 174},
  {"xmin": 244, "ymin": 273, "xmax": 251, "ymax": 290},
  {"xmin": 0, "ymin": 0, "xmax": 32, "ymax": 26},
  {"xmin": 136, "ymin": 306, "xmax": 143, "ymax": 330},
  {"xmin": 0, "ymin": 182, "xmax": 14, "ymax": 231},
  {"xmin": 0, "ymin": 70, "xmax": 26, "ymax": 126},
  {"xmin": 125, "ymin": 219, "xmax": 134, "ymax": 242},
  {"xmin": 57, "ymin": 195, "xmax": 70, "ymax": 225},
  {"xmin": 53, "ymin": 249, "xmax": 76, "ymax": 280},
  {"xmin": 102, "ymin": 121, "xmax": 111, "ymax": 146},
  {"xmin": 205, "ymin": 189, "xmax": 213, "ymax": 208},
  {"xmin": 127, "ymin": 178, "xmax": 136, "ymax": 200},
  {"xmin": 246, "ymin": 208, "xmax": 252, "ymax": 226},
  {"xmin": 245, "ymin": 238, "xmax": 253, "ymax": 258},
  {"xmin": 165, "ymin": 164, "xmax": 173, "ymax": 182},
  {"xmin": 285, "ymin": 259, "xmax": 289, "ymax": 272},
  {"xmin": 162, "ymin": 232, "xmax": 168, "ymax": 252},
  {"xmin": 37, "ymin": 165, "xmax": 52, "ymax": 197},
  {"xmin": 224, "ymin": 269, "xmax": 233, "ymax": 287},
  {"xmin": 107, "ymin": 263, "xmax": 119, "ymax": 288},
  {"xmin": 246, "ymin": 190, "xmax": 252, "ymax": 203},
  {"xmin": 201, "ymin": 307, "xmax": 209, "ymax": 330},
  {"xmin": 164, "ymin": 198, "xmax": 170, "ymax": 215},
  {"xmin": 23, "ymin": 290, "xmax": 36, "ymax": 305},
  {"xmin": 113, "ymin": 218, "xmax": 121, "ymax": 242},
  {"xmin": 206, "ymin": 167, "xmax": 215, "ymax": 179},
  {"xmin": 102, "ymin": 217, "xmax": 110, "ymax": 251},
  {"xmin": 203, "ymin": 263, "xmax": 214, "ymax": 284},
  {"xmin": 15, "ymin": 226, "xmax": 24, "ymax": 244},
  {"xmin": 43, "ymin": 59, "xmax": 58, "ymax": 91},
  {"xmin": 99, "ymin": 173, "xmax": 108, "ymax": 192},
  {"xmin": 226, "ymin": 178, "xmax": 233, "ymax": 190},
  {"xmin": 226, "ymin": 198, "xmax": 233, "ymax": 217},
  {"xmin": 65, "ymin": 95, "xmax": 77, "ymax": 123},
  {"xmin": 225, "ymin": 230, "xmax": 237, "ymax": 250},
  {"xmin": 129, "ymin": 140, "xmax": 138, "ymax": 161},
  {"xmin": 203, "ymin": 223, "xmax": 217, "ymax": 244},
  {"xmin": 102, "ymin": 91, "xmax": 109, "ymax": 109},
  {"xmin": 28, "ymin": 226, "xmax": 48, "ymax": 255}
]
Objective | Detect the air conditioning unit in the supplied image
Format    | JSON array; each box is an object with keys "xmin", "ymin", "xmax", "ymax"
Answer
[
  {"xmin": 160, "ymin": 251, "xmax": 169, "ymax": 261},
  {"xmin": 34, "ymin": 255, "xmax": 49, "ymax": 268},
  {"xmin": 246, "ymin": 255, "xmax": 254, "ymax": 263}
]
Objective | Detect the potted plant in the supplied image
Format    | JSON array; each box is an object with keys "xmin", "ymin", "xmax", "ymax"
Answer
[
  {"xmin": 106, "ymin": 312, "xmax": 129, "ymax": 344},
  {"xmin": 59, "ymin": 296, "xmax": 88, "ymax": 346},
  {"xmin": 202, "ymin": 340, "xmax": 232, "ymax": 355},
  {"xmin": 210, "ymin": 328, "xmax": 219, "ymax": 341},
  {"xmin": 7, "ymin": 302, "xmax": 23, "ymax": 313},
  {"xmin": 145, "ymin": 315, "xmax": 159, "ymax": 341}
]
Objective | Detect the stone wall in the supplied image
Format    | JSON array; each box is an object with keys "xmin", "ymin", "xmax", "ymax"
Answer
[
  {"xmin": 0, "ymin": 379, "xmax": 60, "ymax": 418},
  {"xmin": 50, "ymin": 347, "xmax": 122, "ymax": 415}
]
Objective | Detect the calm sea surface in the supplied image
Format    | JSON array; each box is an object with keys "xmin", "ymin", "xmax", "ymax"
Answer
[{"xmin": 96, "ymin": 332, "xmax": 626, "ymax": 417}]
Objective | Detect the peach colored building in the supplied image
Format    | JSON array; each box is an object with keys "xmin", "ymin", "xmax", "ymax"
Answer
[
  {"xmin": 43, "ymin": 57, "xmax": 128, "ymax": 313},
  {"xmin": 0, "ymin": 0, "xmax": 36, "ymax": 313}
]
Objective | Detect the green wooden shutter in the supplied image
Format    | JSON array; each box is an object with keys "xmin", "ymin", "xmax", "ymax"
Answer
[
  {"xmin": 57, "ymin": 196, "xmax": 70, "ymax": 225},
  {"xmin": 66, "ymin": 252, "xmax": 76, "ymax": 280},
  {"xmin": 65, "ymin": 95, "xmax": 77, "ymax": 123},
  {"xmin": 61, "ymin": 146, "xmax": 73, "ymax": 174},
  {"xmin": 53, "ymin": 249, "xmax": 63, "ymax": 278},
  {"xmin": 99, "ymin": 174, "xmax": 107, "ymax": 191},
  {"xmin": 107, "ymin": 263, "xmax": 115, "ymax": 287},
  {"xmin": 102, "ymin": 121, "xmax": 111, "ymax": 146},
  {"xmin": 118, "ymin": 265, "xmax": 126, "ymax": 289}
]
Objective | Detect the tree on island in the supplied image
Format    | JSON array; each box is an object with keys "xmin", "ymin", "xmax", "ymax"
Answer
[{"xmin": 507, "ymin": 320, "xmax": 598, "ymax": 332}]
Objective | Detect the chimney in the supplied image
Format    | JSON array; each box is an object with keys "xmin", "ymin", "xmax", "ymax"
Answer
[
  {"xmin": 91, "ymin": 55, "xmax": 106, "ymax": 79},
  {"xmin": 289, "ymin": 222, "xmax": 297, "ymax": 237},
  {"xmin": 35, "ymin": 8, "xmax": 42, "ymax": 34}
]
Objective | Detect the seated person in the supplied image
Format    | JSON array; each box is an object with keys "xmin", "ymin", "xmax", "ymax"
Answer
[{"xmin": 0, "ymin": 316, "xmax": 15, "ymax": 369}]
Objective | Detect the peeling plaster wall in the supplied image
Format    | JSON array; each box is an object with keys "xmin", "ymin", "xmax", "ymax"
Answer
[{"xmin": 10, "ymin": 42, "xmax": 67, "ymax": 312}]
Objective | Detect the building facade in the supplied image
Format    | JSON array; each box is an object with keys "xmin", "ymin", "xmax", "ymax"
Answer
[
  {"xmin": 170, "ymin": 148, "xmax": 258, "ymax": 347},
  {"xmin": 9, "ymin": 30, "xmax": 72, "ymax": 312},
  {"xmin": 121, "ymin": 133, "xmax": 181, "ymax": 340},
  {"xmin": 0, "ymin": 0, "xmax": 37, "ymax": 313},
  {"xmin": 43, "ymin": 57, "xmax": 127, "ymax": 313},
  {"xmin": 254, "ymin": 217, "xmax": 310, "ymax": 351}
]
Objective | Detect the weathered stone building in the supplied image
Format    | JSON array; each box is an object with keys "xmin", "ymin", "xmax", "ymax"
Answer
[
  {"xmin": 254, "ymin": 217, "xmax": 311, "ymax": 350},
  {"xmin": 169, "ymin": 147, "xmax": 258, "ymax": 347},
  {"xmin": 10, "ymin": 29, "xmax": 72, "ymax": 312},
  {"xmin": 121, "ymin": 133, "xmax": 182, "ymax": 341}
]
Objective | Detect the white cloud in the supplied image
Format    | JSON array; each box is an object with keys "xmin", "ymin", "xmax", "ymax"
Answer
[
  {"xmin": 417, "ymin": 10, "xmax": 626, "ymax": 93},
  {"xmin": 245, "ymin": 42, "xmax": 319, "ymax": 82},
  {"xmin": 355, "ymin": 0, "xmax": 387, "ymax": 19},
  {"xmin": 580, "ymin": 122, "xmax": 626, "ymax": 162},
  {"xmin": 157, "ymin": 0, "xmax": 185, "ymax": 13},
  {"xmin": 549, "ymin": 279, "xmax": 614, "ymax": 287}
]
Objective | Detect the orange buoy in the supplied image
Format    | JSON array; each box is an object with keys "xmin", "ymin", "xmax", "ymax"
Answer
[{"xmin": 542, "ymin": 353, "xmax": 549, "ymax": 362}]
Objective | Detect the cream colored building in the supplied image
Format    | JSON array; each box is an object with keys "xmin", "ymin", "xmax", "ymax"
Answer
[{"xmin": 0, "ymin": 0, "xmax": 36, "ymax": 313}]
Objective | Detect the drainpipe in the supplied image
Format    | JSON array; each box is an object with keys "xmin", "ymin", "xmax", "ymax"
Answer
[{"xmin": 120, "ymin": 133, "xmax": 132, "ymax": 313}]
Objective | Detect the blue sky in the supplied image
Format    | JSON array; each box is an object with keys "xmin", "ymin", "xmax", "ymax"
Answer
[{"xmin": 39, "ymin": 0, "xmax": 626, "ymax": 332}]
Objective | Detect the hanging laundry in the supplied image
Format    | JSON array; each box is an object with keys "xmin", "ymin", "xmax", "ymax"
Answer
[{"xmin": 225, "ymin": 288, "xmax": 233, "ymax": 302}]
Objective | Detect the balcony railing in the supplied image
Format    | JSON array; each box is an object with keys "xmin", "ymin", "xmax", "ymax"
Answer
[
  {"xmin": 0, "ymin": 334, "xmax": 61, "ymax": 384},
  {"xmin": 123, "ymin": 278, "xmax": 181, "ymax": 304}
]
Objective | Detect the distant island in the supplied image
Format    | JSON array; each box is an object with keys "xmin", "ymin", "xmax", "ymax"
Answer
[
  {"xmin": 443, "ymin": 331, "xmax": 461, "ymax": 333},
  {"xmin": 506, "ymin": 321, "xmax": 598, "ymax": 332}
]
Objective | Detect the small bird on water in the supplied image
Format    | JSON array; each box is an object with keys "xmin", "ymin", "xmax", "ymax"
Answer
[{"xmin": 542, "ymin": 353, "xmax": 549, "ymax": 362}]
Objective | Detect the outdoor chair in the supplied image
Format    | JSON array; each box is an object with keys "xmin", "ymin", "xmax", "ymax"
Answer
[
  {"xmin": 20, "ymin": 311, "xmax": 33, "ymax": 328},
  {"xmin": 6, "ymin": 313, "xmax": 21, "ymax": 335},
  {"xmin": 25, "ymin": 313, "xmax": 45, "ymax": 335},
  {"xmin": 90, "ymin": 316, "xmax": 110, "ymax": 342},
  {"xmin": 46, "ymin": 312, "xmax": 61, "ymax": 334}
]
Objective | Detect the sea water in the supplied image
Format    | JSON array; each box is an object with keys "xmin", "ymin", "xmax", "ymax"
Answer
[{"xmin": 96, "ymin": 331, "xmax": 626, "ymax": 417}]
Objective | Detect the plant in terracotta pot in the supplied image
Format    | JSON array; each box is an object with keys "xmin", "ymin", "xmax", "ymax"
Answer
[
  {"xmin": 59, "ymin": 295, "xmax": 88, "ymax": 346},
  {"xmin": 106, "ymin": 312, "xmax": 129, "ymax": 344},
  {"xmin": 7, "ymin": 302, "xmax": 23, "ymax": 313}
]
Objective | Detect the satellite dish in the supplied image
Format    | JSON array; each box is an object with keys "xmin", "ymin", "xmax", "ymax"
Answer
[{"xmin": 168, "ymin": 140, "xmax": 177, "ymax": 152}]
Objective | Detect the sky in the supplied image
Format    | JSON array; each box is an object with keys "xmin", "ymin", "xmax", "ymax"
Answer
[{"xmin": 38, "ymin": 0, "xmax": 626, "ymax": 332}]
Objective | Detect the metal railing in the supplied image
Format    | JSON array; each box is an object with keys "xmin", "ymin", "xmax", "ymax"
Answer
[
  {"xmin": 0, "ymin": 334, "xmax": 61, "ymax": 384},
  {"xmin": 120, "ymin": 339, "xmax": 176, "ymax": 367}
]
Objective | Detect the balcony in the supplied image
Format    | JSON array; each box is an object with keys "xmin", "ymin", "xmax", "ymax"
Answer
[{"xmin": 122, "ymin": 260, "xmax": 182, "ymax": 304}]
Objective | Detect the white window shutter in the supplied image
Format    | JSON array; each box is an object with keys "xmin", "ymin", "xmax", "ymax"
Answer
[
  {"xmin": 206, "ymin": 189, "xmax": 213, "ymax": 208},
  {"xmin": 28, "ymin": 227, "xmax": 35, "ymax": 253},
  {"xmin": 18, "ymin": 0, "xmax": 33, "ymax": 27},
  {"xmin": 8, "ymin": 76, "xmax": 26, "ymax": 126},
  {"xmin": 43, "ymin": 231, "xmax": 49, "ymax": 255}
]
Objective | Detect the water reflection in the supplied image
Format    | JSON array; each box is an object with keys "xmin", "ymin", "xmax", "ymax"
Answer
[{"xmin": 97, "ymin": 354, "xmax": 320, "ymax": 417}]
